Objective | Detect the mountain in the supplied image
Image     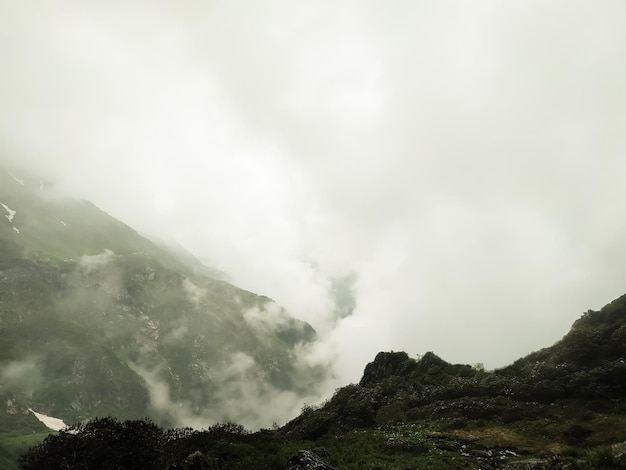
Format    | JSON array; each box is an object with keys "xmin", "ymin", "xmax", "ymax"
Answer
[
  {"xmin": 14, "ymin": 294, "xmax": 626, "ymax": 469},
  {"xmin": 4, "ymin": 165, "xmax": 626, "ymax": 469},
  {"xmin": 0, "ymin": 167, "xmax": 324, "ymax": 468},
  {"xmin": 287, "ymin": 295, "xmax": 626, "ymax": 436},
  {"xmin": 278, "ymin": 295, "xmax": 626, "ymax": 468}
]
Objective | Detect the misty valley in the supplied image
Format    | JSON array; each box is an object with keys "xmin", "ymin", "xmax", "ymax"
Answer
[
  {"xmin": 2, "ymin": 0, "xmax": 626, "ymax": 466},
  {"xmin": 2, "ymin": 167, "xmax": 626, "ymax": 469}
]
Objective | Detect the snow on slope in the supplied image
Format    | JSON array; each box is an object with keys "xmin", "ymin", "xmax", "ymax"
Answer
[
  {"xmin": 1, "ymin": 202, "xmax": 16, "ymax": 222},
  {"xmin": 28, "ymin": 408, "xmax": 68, "ymax": 431}
]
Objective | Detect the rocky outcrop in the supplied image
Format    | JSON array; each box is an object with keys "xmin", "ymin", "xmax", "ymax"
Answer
[
  {"xmin": 359, "ymin": 351, "xmax": 410, "ymax": 385},
  {"xmin": 286, "ymin": 450, "xmax": 334, "ymax": 470},
  {"xmin": 613, "ymin": 441, "xmax": 626, "ymax": 464}
]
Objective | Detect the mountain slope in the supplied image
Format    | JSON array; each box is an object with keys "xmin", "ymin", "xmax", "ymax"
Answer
[
  {"xmin": 14, "ymin": 293, "xmax": 626, "ymax": 469},
  {"xmin": 279, "ymin": 294, "xmax": 626, "ymax": 466},
  {"xmin": 0, "ymin": 166, "xmax": 323, "ymax": 437}
]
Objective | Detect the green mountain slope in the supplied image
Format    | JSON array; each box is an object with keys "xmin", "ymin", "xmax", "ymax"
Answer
[
  {"xmin": 14, "ymin": 294, "xmax": 626, "ymax": 469},
  {"xmin": 0, "ymin": 166, "xmax": 323, "ymax": 468},
  {"xmin": 277, "ymin": 295, "xmax": 626, "ymax": 468}
]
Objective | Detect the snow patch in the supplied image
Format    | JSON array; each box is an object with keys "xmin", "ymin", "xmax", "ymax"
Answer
[
  {"xmin": 0, "ymin": 202, "xmax": 16, "ymax": 222},
  {"xmin": 61, "ymin": 221, "xmax": 67, "ymax": 227},
  {"xmin": 8, "ymin": 172, "xmax": 24, "ymax": 186},
  {"xmin": 28, "ymin": 408, "xmax": 67, "ymax": 431},
  {"xmin": 12, "ymin": 227, "xmax": 20, "ymax": 234}
]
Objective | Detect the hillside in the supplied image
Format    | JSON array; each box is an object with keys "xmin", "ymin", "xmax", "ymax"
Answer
[
  {"xmin": 286, "ymin": 295, "xmax": 626, "ymax": 438},
  {"xmin": 0, "ymin": 167, "xmax": 324, "ymax": 469},
  {"xmin": 3, "ymin": 166, "xmax": 626, "ymax": 468},
  {"xmin": 14, "ymin": 294, "xmax": 626, "ymax": 469}
]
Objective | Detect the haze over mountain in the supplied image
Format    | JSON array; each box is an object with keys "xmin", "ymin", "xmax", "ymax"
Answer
[
  {"xmin": 14, "ymin": 293, "xmax": 626, "ymax": 469},
  {"xmin": 0, "ymin": 167, "xmax": 326, "ymax": 435},
  {"xmin": 1, "ymin": 1, "xmax": 626, "ymax": 396}
]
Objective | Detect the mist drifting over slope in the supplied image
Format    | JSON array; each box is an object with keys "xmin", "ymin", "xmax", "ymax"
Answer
[{"xmin": 2, "ymin": 0, "xmax": 626, "ymax": 402}]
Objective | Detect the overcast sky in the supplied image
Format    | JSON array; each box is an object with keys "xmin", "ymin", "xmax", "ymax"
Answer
[{"xmin": 2, "ymin": 1, "xmax": 626, "ymax": 391}]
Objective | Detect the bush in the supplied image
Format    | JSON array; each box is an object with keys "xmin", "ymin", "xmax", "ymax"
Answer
[
  {"xmin": 18, "ymin": 417, "xmax": 166, "ymax": 470},
  {"xmin": 585, "ymin": 446, "xmax": 617, "ymax": 469},
  {"xmin": 563, "ymin": 423, "xmax": 592, "ymax": 446}
]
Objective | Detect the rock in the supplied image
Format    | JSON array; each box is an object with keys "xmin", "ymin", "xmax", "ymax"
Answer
[
  {"xmin": 360, "ymin": 351, "xmax": 410, "ymax": 385},
  {"xmin": 613, "ymin": 441, "xmax": 626, "ymax": 463},
  {"xmin": 470, "ymin": 448, "xmax": 493, "ymax": 459},
  {"xmin": 167, "ymin": 450, "xmax": 220, "ymax": 470},
  {"xmin": 287, "ymin": 450, "xmax": 334, "ymax": 470}
]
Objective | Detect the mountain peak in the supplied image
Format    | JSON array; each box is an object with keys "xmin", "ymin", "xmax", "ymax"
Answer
[{"xmin": 360, "ymin": 351, "xmax": 411, "ymax": 385}]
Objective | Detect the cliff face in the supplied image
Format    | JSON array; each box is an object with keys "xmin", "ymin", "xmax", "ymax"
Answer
[{"xmin": 359, "ymin": 351, "xmax": 411, "ymax": 385}]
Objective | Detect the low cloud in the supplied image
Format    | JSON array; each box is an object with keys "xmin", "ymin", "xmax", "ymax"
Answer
[
  {"xmin": 0, "ymin": 357, "xmax": 43, "ymax": 397},
  {"xmin": 182, "ymin": 278, "xmax": 207, "ymax": 307},
  {"xmin": 244, "ymin": 302, "xmax": 294, "ymax": 334},
  {"xmin": 129, "ymin": 350, "xmax": 324, "ymax": 430},
  {"xmin": 79, "ymin": 249, "xmax": 115, "ymax": 272},
  {"xmin": 2, "ymin": 1, "xmax": 626, "ymax": 423}
]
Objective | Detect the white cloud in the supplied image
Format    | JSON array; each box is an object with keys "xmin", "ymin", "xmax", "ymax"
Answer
[
  {"xmin": 128, "ymin": 350, "xmax": 324, "ymax": 429},
  {"xmin": 182, "ymin": 278, "xmax": 207, "ymax": 307},
  {"xmin": 2, "ymin": 0, "xmax": 626, "ymax": 407},
  {"xmin": 1, "ymin": 358, "xmax": 43, "ymax": 397},
  {"xmin": 79, "ymin": 249, "xmax": 115, "ymax": 271}
]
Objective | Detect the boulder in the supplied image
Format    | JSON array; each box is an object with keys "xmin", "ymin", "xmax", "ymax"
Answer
[
  {"xmin": 287, "ymin": 450, "xmax": 334, "ymax": 470},
  {"xmin": 613, "ymin": 441, "xmax": 626, "ymax": 463}
]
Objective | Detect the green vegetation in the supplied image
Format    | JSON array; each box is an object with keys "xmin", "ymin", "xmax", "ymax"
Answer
[
  {"xmin": 4, "ymin": 166, "xmax": 626, "ymax": 468},
  {"xmin": 0, "ymin": 166, "xmax": 323, "ymax": 468},
  {"xmin": 0, "ymin": 432, "xmax": 49, "ymax": 470},
  {"xmin": 15, "ymin": 414, "xmax": 626, "ymax": 469},
  {"xmin": 14, "ymin": 295, "xmax": 626, "ymax": 468}
]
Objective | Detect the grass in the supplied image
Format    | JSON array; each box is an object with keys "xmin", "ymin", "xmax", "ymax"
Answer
[
  {"xmin": 283, "ymin": 404, "xmax": 626, "ymax": 469},
  {"xmin": 13, "ymin": 412, "xmax": 626, "ymax": 470},
  {"xmin": 0, "ymin": 431, "xmax": 51, "ymax": 470}
]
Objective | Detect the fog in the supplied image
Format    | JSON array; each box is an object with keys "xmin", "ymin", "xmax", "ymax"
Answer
[
  {"xmin": 129, "ymin": 352, "xmax": 317, "ymax": 429},
  {"xmin": 2, "ymin": 0, "xmax": 626, "ymax": 400}
]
